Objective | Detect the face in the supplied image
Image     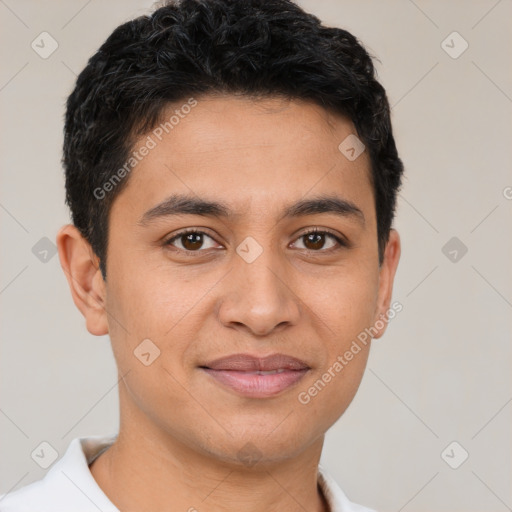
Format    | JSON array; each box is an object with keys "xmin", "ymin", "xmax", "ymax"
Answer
[{"xmin": 61, "ymin": 95, "xmax": 400, "ymax": 466}]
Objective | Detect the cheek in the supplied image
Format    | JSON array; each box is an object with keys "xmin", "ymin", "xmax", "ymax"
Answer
[
  {"xmin": 305, "ymin": 264, "xmax": 380, "ymax": 345},
  {"xmin": 105, "ymin": 248, "xmax": 188, "ymax": 337},
  {"xmin": 103, "ymin": 254, "xmax": 210, "ymax": 388},
  {"xmin": 293, "ymin": 265, "xmax": 377, "ymax": 422},
  {"xmin": 103, "ymin": 269, "xmax": 199, "ymax": 424}
]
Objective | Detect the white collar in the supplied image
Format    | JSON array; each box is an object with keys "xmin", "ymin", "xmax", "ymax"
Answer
[{"xmin": 0, "ymin": 434, "xmax": 376, "ymax": 512}]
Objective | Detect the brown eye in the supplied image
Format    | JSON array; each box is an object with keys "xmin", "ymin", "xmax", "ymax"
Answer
[
  {"xmin": 293, "ymin": 229, "xmax": 345, "ymax": 252},
  {"xmin": 180, "ymin": 232, "xmax": 204, "ymax": 250},
  {"xmin": 304, "ymin": 232, "xmax": 327, "ymax": 250},
  {"xmin": 165, "ymin": 230, "xmax": 219, "ymax": 252}
]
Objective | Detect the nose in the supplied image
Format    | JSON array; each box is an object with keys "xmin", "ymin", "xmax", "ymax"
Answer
[{"xmin": 216, "ymin": 245, "xmax": 301, "ymax": 337}]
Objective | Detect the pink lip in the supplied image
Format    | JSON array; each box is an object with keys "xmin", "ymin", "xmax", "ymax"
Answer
[
  {"xmin": 200, "ymin": 353, "xmax": 310, "ymax": 398},
  {"xmin": 203, "ymin": 353, "xmax": 310, "ymax": 371}
]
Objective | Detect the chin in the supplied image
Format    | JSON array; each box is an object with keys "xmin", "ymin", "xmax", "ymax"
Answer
[{"xmin": 196, "ymin": 427, "xmax": 316, "ymax": 467}]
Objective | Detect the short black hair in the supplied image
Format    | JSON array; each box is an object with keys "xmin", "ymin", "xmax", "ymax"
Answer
[{"xmin": 63, "ymin": 0, "xmax": 404, "ymax": 279}]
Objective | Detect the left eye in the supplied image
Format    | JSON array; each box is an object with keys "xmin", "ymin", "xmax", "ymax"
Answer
[{"xmin": 291, "ymin": 230, "xmax": 344, "ymax": 251}]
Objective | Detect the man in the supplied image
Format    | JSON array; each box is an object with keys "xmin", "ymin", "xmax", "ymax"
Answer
[{"xmin": 0, "ymin": 0, "xmax": 402, "ymax": 510}]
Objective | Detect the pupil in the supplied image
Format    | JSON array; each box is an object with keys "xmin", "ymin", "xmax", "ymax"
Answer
[
  {"xmin": 183, "ymin": 233, "xmax": 202, "ymax": 250},
  {"xmin": 306, "ymin": 233, "xmax": 324, "ymax": 250}
]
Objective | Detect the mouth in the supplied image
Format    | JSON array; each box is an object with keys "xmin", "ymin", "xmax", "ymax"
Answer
[{"xmin": 199, "ymin": 353, "xmax": 310, "ymax": 398}]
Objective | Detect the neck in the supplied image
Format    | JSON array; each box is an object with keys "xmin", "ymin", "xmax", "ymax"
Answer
[{"xmin": 90, "ymin": 406, "xmax": 329, "ymax": 512}]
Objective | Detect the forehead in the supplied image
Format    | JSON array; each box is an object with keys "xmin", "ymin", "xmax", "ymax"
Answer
[{"xmin": 110, "ymin": 94, "xmax": 374, "ymax": 225}]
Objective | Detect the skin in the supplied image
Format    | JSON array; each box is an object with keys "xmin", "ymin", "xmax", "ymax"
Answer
[{"xmin": 57, "ymin": 94, "xmax": 400, "ymax": 512}]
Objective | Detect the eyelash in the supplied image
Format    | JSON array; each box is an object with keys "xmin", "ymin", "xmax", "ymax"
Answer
[{"xmin": 164, "ymin": 227, "xmax": 348, "ymax": 256}]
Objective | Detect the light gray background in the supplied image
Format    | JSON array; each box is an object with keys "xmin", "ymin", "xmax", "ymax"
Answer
[{"xmin": 1, "ymin": 1, "xmax": 511, "ymax": 511}]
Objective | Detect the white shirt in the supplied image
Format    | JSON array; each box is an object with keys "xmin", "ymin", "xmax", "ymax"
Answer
[{"xmin": 0, "ymin": 434, "xmax": 376, "ymax": 512}]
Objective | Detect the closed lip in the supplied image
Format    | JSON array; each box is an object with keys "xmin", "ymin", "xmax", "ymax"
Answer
[{"xmin": 200, "ymin": 353, "xmax": 310, "ymax": 372}]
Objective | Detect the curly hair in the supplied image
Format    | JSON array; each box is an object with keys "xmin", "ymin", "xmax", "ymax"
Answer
[{"xmin": 63, "ymin": 0, "xmax": 404, "ymax": 279}]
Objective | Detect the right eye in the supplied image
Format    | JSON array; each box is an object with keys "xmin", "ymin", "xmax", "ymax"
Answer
[{"xmin": 164, "ymin": 229, "xmax": 223, "ymax": 253}]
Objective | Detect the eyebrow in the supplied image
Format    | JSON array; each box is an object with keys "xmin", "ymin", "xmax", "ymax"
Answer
[{"xmin": 138, "ymin": 193, "xmax": 365, "ymax": 227}]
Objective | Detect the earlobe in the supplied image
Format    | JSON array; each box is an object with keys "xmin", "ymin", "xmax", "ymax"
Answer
[
  {"xmin": 56, "ymin": 224, "xmax": 109, "ymax": 336},
  {"xmin": 372, "ymin": 229, "xmax": 401, "ymax": 339}
]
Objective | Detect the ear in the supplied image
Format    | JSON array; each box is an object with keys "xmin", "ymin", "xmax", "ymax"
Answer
[
  {"xmin": 372, "ymin": 229, "xmax": 401, "ymax": 339},
  {"xmin": 56, "ymin": 224, "xmax": 109, "ymax": 336}
]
